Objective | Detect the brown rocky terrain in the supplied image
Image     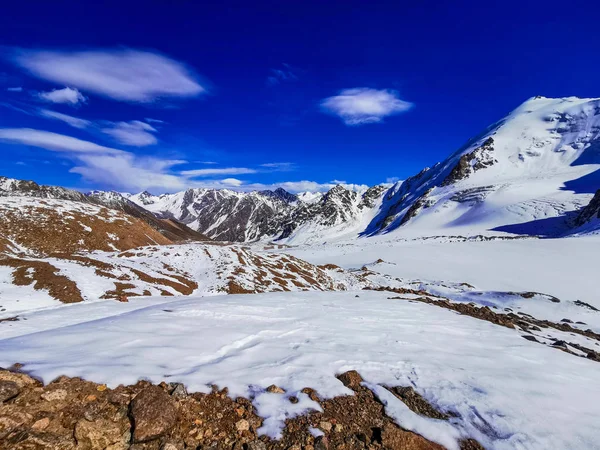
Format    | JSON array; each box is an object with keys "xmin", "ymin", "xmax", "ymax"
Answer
[{"xmin": 0, "ymin": 368, "xmax": 483, "ymax": 450}]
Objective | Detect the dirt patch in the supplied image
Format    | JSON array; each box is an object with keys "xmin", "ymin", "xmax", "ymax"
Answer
[
  {"xmin": 0, "ymin": 258, "xmax": 83, "ymax": 304},
  {"xmin": 0, "ymin": 369, "xmax": 483, "ymax": 450},
  {"xmin": 130, "ymin": 269, "xmax": 197, "ymax": 295}
]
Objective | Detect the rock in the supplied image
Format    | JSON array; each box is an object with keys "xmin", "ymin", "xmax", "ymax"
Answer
[
  {"xmin": 314, "ymin": 436, "xmax": 329, "ymax": 450},
  {"xmin": 319, "ymin": 421, "xmax": 332, "ymax": 432},
  {"xmin": 236, "ymin": 419, "xmax": 250, "ymax": 432},
  {"xmin": 247, "ymin": 441, "xmax": 267, "ymax": 450},
  {"xmin": 41, "ymin": 388, "xmax": 67, "ymax": 401},
  {"xmin": 161, "ymin": 440, "xmax": 184, "ymax": 450},
  {"xmin": 287, "ymin": 445, "xmax": 301, "ymax": 450},
  {"xmin": 130, "ymin": 385, "xmax": 177, "ymax": 443},
  {"xmin": 336, "ymin": 370, "xmax": 363, "ymax": 389},
  {"xmin": 74, "ymin": 418, "xmax": 130, "ymax": 450},
  {"xmin": 522, "ymin": 335, "xmax": 539, "ymax": 342},
  {"xmin": 0, "ymin": 380, "xmax": 20, "ymax": 402},
  {"xmin": 0, "ymin": 369, "xmax": 38, "ymax": 388},
  {"xmin": 266, "ymin": 384, "xmax": 286, "ymax": 394},
  {"xmin": 170, "ymin": 383, "xmax": 187, "ymax": 398},
  {"xmin": 118, "ymin": 295, "xmax": 129, "ymax": 303},
  {"xmin": 31, "ymin": 417, "xmax": 50, "ymax": 431},
  {"xmin": 381, "ymin": 423, "xmax": 444, "ymax": 449}
]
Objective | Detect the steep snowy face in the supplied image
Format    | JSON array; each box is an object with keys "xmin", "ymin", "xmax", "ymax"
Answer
[
  {"xmin": 129, "ymin": 185, "xmax": 388, "ymax": 242},
  {"xmin": 370, "ymin": 96, "xmax": 600, "ymax": 236}
]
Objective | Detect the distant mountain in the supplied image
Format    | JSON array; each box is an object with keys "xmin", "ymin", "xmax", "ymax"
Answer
[
  {"xmin": 129, "ymin": 184, "xmax": 389, "ymax": 242},
  {"xmin": 0, "ymin": 176, "xmax": 209, "ymax": 252}
]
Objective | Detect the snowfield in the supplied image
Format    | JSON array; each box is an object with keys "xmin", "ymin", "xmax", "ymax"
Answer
[
  {"xmin": 282, "ymin": 234, "xmax": 600, "ymax": 308},
  {"xmin": 1, "ymin": 290, "xmax": 599, "ymax": 449}
]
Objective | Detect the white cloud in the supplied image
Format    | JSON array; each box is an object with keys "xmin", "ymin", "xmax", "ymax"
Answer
[
  {"xmin": 101, "ymin": 120, "xmax": 158, "ymax": 147},
  {"xmin": 13, "ymin": 48, "xmax": 206, "ymax": 102},
  {"xmin": 220, "ymin": 178, "xmax": 244, "ymax": 187},
  {"xmin": 320, "ymin": 88, "xmax": 413, "ymax": 125},
  {"xmin": 38, "ymin": 109, "xmax": 91, "ymax": 129},
  {"xmin": 144, "ymin": 118, "xmax": 164, "ymax": 124},
  {"xmin": 0, "ymin": 128, "xmax": 125, "ymax": 155},
  {"xmin": 38, "ymin": 87, "xmax": 87, "ymax": 105},
  {"xmin": 70, "ymin": 154, "xmax": 187, "ymax": 191},
  {"xmin": 7, "ymin": 87, "xmax": 23, "ymax": 92},
  {"xmin": 386, "ymin": 177, "xmax": 401, "ymax": 184},
  {"xmin": 181, "ymin": 167, "xmax": 257, "ymax": 177}
]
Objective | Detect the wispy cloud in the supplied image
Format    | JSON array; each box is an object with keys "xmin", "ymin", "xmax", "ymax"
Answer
[
  {"xmin": 0, "ymin": 127, "xmax": 360, "ymax": 194},
  {"xmin": 0, "ymin": 128, "xmax": 125, "ymax": 155},
  {"xmin": 266, "ymin": 63, "xmax": 299, "ymax": 86},
  {"xmin": 11, "ymin": 48, "xmax": 206, "ymax": 102},
  {"xmin": 320, "ymin": 88, "xmax": 413, "ymax": 125},
  {"xmin": 260, "ymin": 162, "xmax": 296, "ymax": 171},
  {"xmin": 101, "ymin": 120, "xmax": 158, "ymax": 147},
  {"xmin": 7, "ymin": 87, "xmax": 23, "ymax": 92},
  {"xmin": 38, "ymin": 109, "xmax": 91, "ymax": 129},
  {"xmin": 181, "ymin": 167, "xmax": 257, "ymax": 177},
  {"xmin": 38, "ymin": 87, "xmax": 86, "ymax": 105}
]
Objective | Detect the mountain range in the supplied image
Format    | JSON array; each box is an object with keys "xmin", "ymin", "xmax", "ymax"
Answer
[
  {"xmin": 1, "ymin": 96, "xmax": 599, "ymax": 248},
  {"xmin": 119, "ymin": 96, "xmax": 600, "ymax": 242}
]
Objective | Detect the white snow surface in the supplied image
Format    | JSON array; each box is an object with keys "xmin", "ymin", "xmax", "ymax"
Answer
[
  {"xmin": 1, "ymin": 290, "xmax": 599, "ymax": 449},
  {"xmin": 283, "ymin": 234, "xmax": 600, "ymax": 308}
]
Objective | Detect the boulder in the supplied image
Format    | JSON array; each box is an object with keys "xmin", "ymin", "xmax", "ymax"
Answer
[
  {"xmin": 0, "ymin": 380, "xmax": 20, "ymax": 403},
  {"xmin": 130, "ymin": 386, "xmax": 177, "ymax": 443}
]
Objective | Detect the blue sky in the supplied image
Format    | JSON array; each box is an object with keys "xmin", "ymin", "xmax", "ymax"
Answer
[{"xmin": 0, "ymin": 0, "xmax": 598, "ymax": 193}]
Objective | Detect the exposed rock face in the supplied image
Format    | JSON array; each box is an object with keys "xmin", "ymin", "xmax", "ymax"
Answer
[
  {"xmin": 130, "ymin": 385, "xmax": 178, "ymax": 442},
  {"xmin": 441, "ymin": 137, "xmax": 497, "ymax": 186},
  {"xmin": 575, "ymin": 189, "xmax": 600, "ymax": 226},
  {"xmin": 131, "ymin": 185, "xmax": 389, "ymax": 242}
]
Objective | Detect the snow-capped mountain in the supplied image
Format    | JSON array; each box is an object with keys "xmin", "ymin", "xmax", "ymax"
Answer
[
  {"xmin": 128, "ymin": 184, "xmax": 389, "ymax": 242},
  {"xmin": 364, "ymin": 96, "xmax": 600, "ymax": 237},
  {"xmin": 127, "ymin": 96, "xmax": 600, "ymax": 242}
]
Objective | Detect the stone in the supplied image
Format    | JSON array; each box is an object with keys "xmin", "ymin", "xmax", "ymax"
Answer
[
  {"xmin": 130, "ymin": 385, "xmax": 178, "ymax": 443},
  {"xmin": 31, "ymin": 417, "xmax": 50, "ymax": 431},
  {"xmin": 41, "ymin": 388, "xmax": 67, "ymax": 401},
  {"xmin": 235, "ymin": 419, "xmax": 250, "ymax": 431},
  {"xmin": 161, "ymin": 440, "xmax": 184, "ymax": 450},
  {"xmin": 319, "ymin": 421, "xmax": 332, "ymax": 432},
  {"xmin": 381, "ymin": 423, "xmax": 444, "ymax": 450},
  {"xmin": 0, "ymin": 380, "xmax": 20, "ymax": 402},
  {"xmin": 170, "ymin": 383, "xmax": 188, "ymax": 398},
  {"xmin": 314, "ymin": 436, "xmax": 329, "ymax": 450},
  {"xmin": 0, "ymin": 370, "xmax": 38, "ymax": 388},
  {"xmin": 266, "ymin": 384, "xmax": 285, "ymax": 394},
  {"xmin": 247, "ymin": 441, "xmax": 267, "ymax": 450},
  {"xmin": 74, "ymin": 418, "xmax": 130, "ymax": 450},
  {"xmin": 336, "ymin": 370, "xmax": 363, "ymax": 389}
]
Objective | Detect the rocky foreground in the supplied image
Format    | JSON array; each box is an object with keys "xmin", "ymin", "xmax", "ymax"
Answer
[{"xmin": 0, "ymin": 367, "xmax": 483, "ymax": 450}]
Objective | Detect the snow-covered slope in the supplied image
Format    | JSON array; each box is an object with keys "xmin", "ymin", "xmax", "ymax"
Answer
[{"xmin": 368, "ymin": 96, "xmax": 600, "ymax": 238}]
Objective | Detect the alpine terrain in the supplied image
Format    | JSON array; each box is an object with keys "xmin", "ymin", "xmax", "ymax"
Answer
[{"xmin": 1, "ymin": 97, "xmax": 600, "ymax": 450}]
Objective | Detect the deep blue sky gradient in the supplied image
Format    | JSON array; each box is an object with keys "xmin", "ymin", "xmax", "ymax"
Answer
[{"xmin": 1, "ymin": 0, "xmax": 598, "ymax": 191}]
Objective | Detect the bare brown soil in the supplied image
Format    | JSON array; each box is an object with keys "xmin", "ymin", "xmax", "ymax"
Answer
[
  {"xmin": 0, "ymin": 258, "xmax": 83, "ymax": 304},
  {"xmin": 0, "ymin": 204, "xmax": 171, "ymax": 256}
]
